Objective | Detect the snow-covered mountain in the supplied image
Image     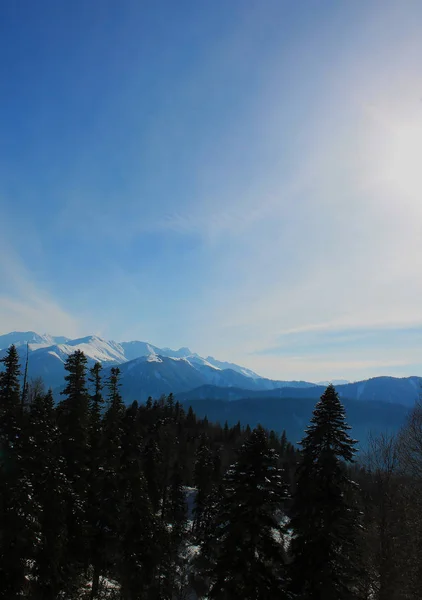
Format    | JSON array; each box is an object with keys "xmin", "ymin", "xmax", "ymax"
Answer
[
  {"xmin": 109, "ymin": 354, "xmax": 315, "ymax": 401},
  {"xmin": 1, "ymin": 332, "xmax": 420, "ymax": 407},
  {"xmin": 0, "ymin": 331, "xmax": 70, "ymax": 351},
  {"xmin": 0, "ymin": 331, "xmax": 272, "ymax": 394}
]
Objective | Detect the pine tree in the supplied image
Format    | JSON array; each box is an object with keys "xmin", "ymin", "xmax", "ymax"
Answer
[
  {"xmin": 0, "ymin": 345, "xmax": 33, "ymax": 598},
  {"xmin": 160, "ymin": 460, "xmax": 188, "ymax": 598},
  {"xmin": 27, "ymin": 389, "xmax": 68, "ymax": 599},
  {"xmin": 0, "ymin": 344, "xmax": 21, "ymax": 452},
  {"xmin": 167, "ymin": 461, "xmax": 187, "ymax": 539},
  {"xmin": 289, "ymin": 384, "xmax": 362, "ymax": 600},
  {"xmin": 193, "ymin": 435, "xmax": 215, "ymax": 536},
  {"xmin": 88, "ymin": 362, "xmax": 104, "ymax": 462},
  {"xmin": 143, "ymin": 439, "xmax": 163, "ymax": 513},
  {"xmin": 57, "ymin": 350, "xmax": 90, "ymax": 591},
  {"xmin": 119, "ymin": 401, "xmax": 162, "ymax": 599},
  {"xmin": 87, "ymin": 362, "xmax": 105, "ymax": 599},
  {"xmin": 158, "ymin": 416, "xmax": 178, "ymax": 521},
  {"xmin": 203, "ymin": 426, "xmax": 289, "ymax": 599},
  {"xmin": 99, "ymin": 367, "xmax": 125, "ymax": 577},
  {"xmin": 58, "ymin": 350, "xmax": 90, "ymax": 478}
]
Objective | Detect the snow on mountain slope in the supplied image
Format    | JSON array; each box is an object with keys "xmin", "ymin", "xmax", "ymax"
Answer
[
  {"xmin": 120, "ymin": 340, "xmax": 163, "ymax": 361},
  {"xmin": 114, "ymin": 355, "xmax": 207, "ymax": 400},
  {"xmin": 204, "ymin": 356, "xmax": 260, "ymax": 379},
  {"xmin": 1, "ymin": 332, "xmax": 420, "ymax": 408},
  {"xmin": 0, "ymin": 332, "xmax": 260, "ymax": 382},
  {"xmin": 182, "ymin": 355, "xmax": 221, "ymax": 371},
  {"xmin": 109, "ymin": 355, "xmax": 275, "ymax": 402},
  {"xmin": 0, "ymin": 331, "xmax": 69, "ymax": 351},
  {"xmin": 107, "ymin": 355, "xmax": 318, "ymax": 402},
  {"xmin": 57, "ymin": 336, "xmax": 126, "ymax": 364},
  {"xmin": 0, "ymin": 331, "xmax": 269, "ymax": 395},
  {"xmin": 160, "ymin": 346, "xmax": 192, "ymax": 358}
]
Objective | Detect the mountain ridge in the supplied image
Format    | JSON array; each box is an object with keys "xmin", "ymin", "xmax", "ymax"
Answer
[{"xmin": 0, "ymin": 331, "xmax": 420, "ymax": 407}]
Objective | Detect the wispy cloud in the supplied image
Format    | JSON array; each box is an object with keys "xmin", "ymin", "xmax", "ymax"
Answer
[
  {"xmin": 0, "ymin": 233, "xmax": 82, "ymax": 337},
  {"xmin": 1, "ymin": 1, "xmax": 422, "ymax": 381},
  {"xmin": 180, "ymin": 2, "xmax": 422, "ymax": 378}
]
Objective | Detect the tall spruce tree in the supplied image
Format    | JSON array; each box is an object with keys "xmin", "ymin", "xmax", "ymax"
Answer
[
  {"xmin": 99, "ymin": 367, "xmax": 125, "ymax": 577},
  {"xmin": 57, "ymin": 349, "xmax": 90, "ymax": 591},
  {"xmin": 290, "ymin": 384, "xmax": 362, "ymax": 600},
  {"xmin": 87, "ymin": 362, "xmax": 105, "ymax": 599},
  {"xmin": 202, "ymin": 425, "xmax": 289, "ymax": 600},
  {"xmin": 143, "ymin": 439, "xmax": 163, "ymax": 513},
  {"xmin": 119, "ymin": 401, "xmax": 162, "ymax": 599},
  {"xmin": 0, "ymin": 344, "xmax": 21, "ymax": 451},
  {"xmin": 58, "ymin": 350, "xmax": 90, "ymax": 482},
  {"xmin": 160, "ymin": 460, "xmax": 188, "ymax": 599},
  {"xmin": 193, "ymin": 435, "xmax": 215, "ymax": 536},
  {"xmin": 88, "ymin": 362, "xmax": 104, "ymax": 463},
  {"xmin": 0, "ymin": 345, "xmax": 33, "ymax": 598},
  {"xmin": 27, "ymin": 389, "xmax": 68, "ymax": 599}
]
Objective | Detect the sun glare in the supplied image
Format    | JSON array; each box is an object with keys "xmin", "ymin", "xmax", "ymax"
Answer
[
  {"xmin": 363, "ymin": 97, "xmax": 422, "ymax": 215},
  {"xmin": 386, "ymin": 119, "xmax": 422, "ymax": 200}
]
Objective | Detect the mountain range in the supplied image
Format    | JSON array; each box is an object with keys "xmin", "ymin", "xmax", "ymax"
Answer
[
  {"xmin": 0, "ymin": 331, "xmax": 419, "ymax": 447},
  {"xmin": 0, "ymin": 331, "xmax": 316, "ymax": 398}
]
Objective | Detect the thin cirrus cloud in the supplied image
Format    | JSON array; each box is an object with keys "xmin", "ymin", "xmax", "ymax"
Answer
[
  {"xmin": 179, "ymin": 3, "xmax": 422, "ymax": 378},
  {"xmin": 1, "ymin": 1, "xmax": 422, "ymax": 380},
  {"xmin": 0, "ymin": 241, "xmax": 83, "ymax": 338}
]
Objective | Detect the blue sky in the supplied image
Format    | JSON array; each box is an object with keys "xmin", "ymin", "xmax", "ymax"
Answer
[{"xmin": 1, "ymin": 0, "xmax": 422, "ymax": 381}]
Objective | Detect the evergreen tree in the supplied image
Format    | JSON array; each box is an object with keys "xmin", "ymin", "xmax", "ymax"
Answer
[
  {"xmin": 102, "ymin": 366, "xmax": 125, "ymax": 470},
  {"xmin": 27, "ymin": 389, "xmax": 68, "ymax": 599},
  {"xmin": 87, "ymin": 362, "xmax": 105, "ymax": 599},
  {"xmin": 193, "ymin": 435, "xmax": 214, "ymax": 536},
  {"xmin": 158, "ymin": 417, "xmax": 178, "ymax": 521},
  {"xmin": 202, "ymin": 426, "xmax": 289, "ymax": 599},
  {"xmin": 58, "ymin": 350, "xmax": 90, "ymax": 478},
  {"xmin": 143, "ymin": 439, "xmax": 163, "ymax": 513},
  {"xmin": 0, "ymin": 344, "xmax": 21, "ymax": 452},
  {"xmin": 0, "ymin": 345, "xmax": 33, "ymax": 598},
  {"xmin": 290, "ymin": 384, "xmax": 362, "ymax": 600},
  {"xmin": 119, "ymin": 401, "xmax": 162, "ymax": 599},
  {"xmin": 99, "ymin": 367, "xmax": 125, "ymax": 577},
  {"xmin": 160, "ymin": 460, "xmax": 188, "ymax": 598},
  {"xmin": 167, "ymin": 461, "xmax": 187, "ymax": 539},
  {"xmin": 57, "ymin": 350, "xmax": 90, "ymax": 591},
  {"xmin": 88, "ymin": 362, "xmax": 104, "ymax": 460}
]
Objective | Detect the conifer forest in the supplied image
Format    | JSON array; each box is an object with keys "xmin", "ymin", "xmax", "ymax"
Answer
[{"xmin": 1, "ymin": 344, "xmax": 422, "ymax": 599}]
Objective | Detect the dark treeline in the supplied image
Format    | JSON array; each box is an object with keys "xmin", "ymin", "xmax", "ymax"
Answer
[{"xmin": 0, "ymin": 345, "xmax": 422, "ymax": 599}]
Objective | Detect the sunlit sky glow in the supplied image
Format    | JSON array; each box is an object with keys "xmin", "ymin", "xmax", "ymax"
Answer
[{"xmin": 1, "ymin": 0, "xmax": 422, "ymax": 381}]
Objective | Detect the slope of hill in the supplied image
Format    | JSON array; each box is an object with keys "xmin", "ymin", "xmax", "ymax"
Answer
[
  {"xmin": 176, "ymin": 377, "xmax": 422, "ymax": 407},
  {"xmin": 181, "ymin": 396, "xmax": 410, "ymax": 450},
  {"xmin": 335, "ymin": 376, "xmax": 421, "ymax": 406}
]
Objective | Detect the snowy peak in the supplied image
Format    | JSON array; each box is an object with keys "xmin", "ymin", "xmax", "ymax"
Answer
[
  {"xmin": 0, "ymin": 331, "xmax": 70, "ymax": 351},
  {"xmin": 59, "ymin": 336, "xmax": 126, "ymax": 363},
  {"xmin": 0, "ymin": 332, "xmax": 262, "ymax": 382},
  {"xmin": 1, "ymin": 332, "xmax": 421, "ymax": 408},
  {"xmin": 0, "ymin": 331, "xmax": 266, "ymax": 394},
  {"xmin": 121, "ymin": 341, "xmax": 194, "ymax": 361},
  {"xmin": 204, "ymin": 356, "xmax": 260, "ymax": 379},
  {"xmin": 120, "ymin": 341, "xmax": 163, "ymax": 361},
  {"xmin": 161, "ymin": 346, "xmax": 192, "ymax": 358}
]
